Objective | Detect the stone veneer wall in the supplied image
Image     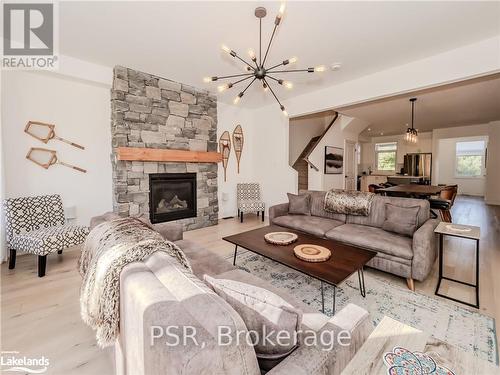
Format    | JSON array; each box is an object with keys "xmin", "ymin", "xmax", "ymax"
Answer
[{"xmin": 110, "ymin": 66, "xmax": 218, "ymax": 230}]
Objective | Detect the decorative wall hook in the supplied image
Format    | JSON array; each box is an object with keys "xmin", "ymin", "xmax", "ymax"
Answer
[
  {"xmin": 26, "ymin": 147, "xmax": 87, "ymax": 173},
  {"xmin": 24, "ymin": 121, "xmax": 85, "ymax": 150}
]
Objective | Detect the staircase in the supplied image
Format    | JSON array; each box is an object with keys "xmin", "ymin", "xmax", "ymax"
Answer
[
  {"xmin": 292, "ymin": 136, "xmax": 320, "ymax": 191},
  {"xmin": 291, "ymin": 112, "xmax": 339, "ymax": 191}
]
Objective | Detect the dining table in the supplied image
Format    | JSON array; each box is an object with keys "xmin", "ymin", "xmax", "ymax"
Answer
[{"xmin": 377, "ymin": 184, "xmax": 445, "ymax": 198}]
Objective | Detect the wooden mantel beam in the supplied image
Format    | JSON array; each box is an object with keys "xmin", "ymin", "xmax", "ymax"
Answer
[{"xmin": 116, "ymin": 147, "xmax": 222, "ymax": 163}]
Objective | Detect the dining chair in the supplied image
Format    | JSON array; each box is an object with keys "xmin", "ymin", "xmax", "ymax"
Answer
[
  {"xmin": 368, "ymin": 184, "xmax": 381, "ymax": 193},
  {"xmin": 429, "ymin": 185, "xmax": 458, "ymax": 222}
]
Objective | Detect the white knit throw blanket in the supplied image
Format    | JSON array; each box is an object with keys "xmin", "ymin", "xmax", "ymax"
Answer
[{"xmin": 79, "ymin": 217, "xmax": 191, "ymax": 348}]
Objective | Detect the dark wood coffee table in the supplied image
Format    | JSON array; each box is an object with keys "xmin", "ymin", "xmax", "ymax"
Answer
[{"xmin": 223, "ymin": 225, "xmax": 376, "ymax": 314}]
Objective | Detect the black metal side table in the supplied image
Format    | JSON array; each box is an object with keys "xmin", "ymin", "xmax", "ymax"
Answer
[{"xmin": 434, "ymin": 222, "xmax": 480, "ymax": 308}]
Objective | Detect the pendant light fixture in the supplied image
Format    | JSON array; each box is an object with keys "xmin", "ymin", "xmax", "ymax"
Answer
[
  {"xmin": 405, "ymin": 98, "xmax": 418, "ymax": 144},
  {"xmin": 203, "ymin": 3, "xmax": 327, "ymax": 116}
]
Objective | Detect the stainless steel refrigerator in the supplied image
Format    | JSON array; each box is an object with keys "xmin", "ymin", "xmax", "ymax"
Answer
[{"xmin": 403, "ymin": 153, "xmax": 432, "ymax": 183}]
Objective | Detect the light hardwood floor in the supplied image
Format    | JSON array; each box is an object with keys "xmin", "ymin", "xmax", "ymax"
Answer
[{"xmin": 1, "ymin": 196, "xmax": 499, "ymax": 374}]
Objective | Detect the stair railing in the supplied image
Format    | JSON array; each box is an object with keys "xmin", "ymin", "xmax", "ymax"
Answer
[
  {"xmin": 302, "ymin": 112, "xmax": 339, "ymax": 171},
  {"xmin": 303, "ymin": 158, "xmax": 320, "ymax": 171}
]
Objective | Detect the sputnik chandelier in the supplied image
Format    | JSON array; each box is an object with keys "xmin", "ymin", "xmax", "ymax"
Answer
[{"xmin": 203, "ymin": 3, "xmax": 325, "ymax": 116}]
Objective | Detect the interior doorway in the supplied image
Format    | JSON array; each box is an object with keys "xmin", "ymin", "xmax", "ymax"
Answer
[{"xmin": 344, "ymin": 140, "xmax": 357, "ymax": 190}]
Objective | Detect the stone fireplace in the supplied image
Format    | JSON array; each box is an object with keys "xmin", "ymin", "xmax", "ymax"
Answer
[
  {"xmin": 149, "ymin": 173, "xmax": 197, "ymax": 224},
  {"xmin": 110, "ymin": 66, "xmax": 218, "ymax": 230}
]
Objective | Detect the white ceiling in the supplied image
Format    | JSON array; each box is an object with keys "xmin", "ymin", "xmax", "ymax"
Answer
[
  {"xmin": 59, "ymin": 1, "xmax": 500, "ymax": 108},
  {"xmin": 338, "ymin": 75, "xmax": 500, "ymax": 136}
]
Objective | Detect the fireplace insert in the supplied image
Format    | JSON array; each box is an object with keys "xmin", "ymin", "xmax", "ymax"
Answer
[{"xmin": 149, "ymin": 173, "xmax": 197, "ymax": 223}]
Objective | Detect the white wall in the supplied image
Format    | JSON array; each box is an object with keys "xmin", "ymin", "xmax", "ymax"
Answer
[
  {"xmin": 246, "ymin": 105, "xmax": 298, "ymax": 209},
  {"xmin": 485, "ymin": 122, "xmax": 500, "ymax": 205},
  {"xmin": 436, "ymin": 136, "xmax": 488, "ymax": 196},
  {"xmin": 288, "ymin": 114, "xmax": 329, "ymax": 166},
  {"xmin": 216, "ymin": 102, "xmax": 256, "ymax": 218},
  {"xmin": 0, "ymin": 80, "xmax": 5, "ymax": 261},
  {"xmin": 1, "ymin": 71, "xmax": 113, "ymax": 230},
  {"xmin": 431, "ymin": 123, "xmax": 500, "ymax": 198},
  {"xmin": 431, "ymin": 124, "xmax": 490, "ymax": 184}
]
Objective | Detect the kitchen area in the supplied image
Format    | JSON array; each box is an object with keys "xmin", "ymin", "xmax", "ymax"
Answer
[
  {"xmin": 358, "ymin": 132, "xmax": 433, "ymax": 192},
  {"xmin": 360, "ymin": 152, "xmax": 432, "ymax": 191},
  {"xmin": 337, "ymin": 76, "xmax": 497, "ymax": 201}
]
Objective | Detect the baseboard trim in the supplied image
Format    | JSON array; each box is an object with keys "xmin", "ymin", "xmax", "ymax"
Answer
[{"xmin": 485, "ymin": 199, "xmax": 500, "ymax": 206}]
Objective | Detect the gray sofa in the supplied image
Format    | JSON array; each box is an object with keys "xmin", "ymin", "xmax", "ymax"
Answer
[
  {"xmin": 90, "ymin": 213, "xmax": 373, "ymax": 375},
  {"xmin": 269, "ymin": 191, "xmax": 439, "ymax": 290}
]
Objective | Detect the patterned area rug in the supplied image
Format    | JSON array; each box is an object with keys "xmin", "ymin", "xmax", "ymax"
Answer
[{"xmin": 232, "ymin": 250, "xmax": 499, "ymax": 365}]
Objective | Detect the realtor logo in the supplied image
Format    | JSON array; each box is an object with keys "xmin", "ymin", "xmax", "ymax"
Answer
[
  {"xmin": 1, "ymin": 351, "xmax": 50, "ymax": 373},
  {"xmin": 2, "ymin": 2, "xmax": 58, "ymax": 69}
]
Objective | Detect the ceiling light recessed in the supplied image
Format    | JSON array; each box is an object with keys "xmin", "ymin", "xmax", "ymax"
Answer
[
  {"xmin": 380, "ymin": 132, "xmax": 384, "ymax": 135},
  {"xmin": 330, "ymin": 63, "xmax": 342, "ymax": 71},
  {"xmin": 367, "ymin": 127, "xmax": 371, "ymax": 131}
]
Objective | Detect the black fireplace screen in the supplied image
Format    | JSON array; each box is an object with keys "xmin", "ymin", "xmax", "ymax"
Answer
[{"xmin": 149, "ymin": 173, "xmax": 197, "ymax": 223}]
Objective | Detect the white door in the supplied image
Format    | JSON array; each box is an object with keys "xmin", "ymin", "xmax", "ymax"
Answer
[{"xmin": 344, "ymin": 140, "xmax": 357, "ymax": 190}]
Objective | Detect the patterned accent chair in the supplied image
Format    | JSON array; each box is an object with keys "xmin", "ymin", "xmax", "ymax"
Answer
[
  {"xmin": 3, "ymin": 194, "xmax": 89, "ymax": 277},
  {"xmin": 236, "ymin": 183, "xmax": 265, "ymax": 223}
]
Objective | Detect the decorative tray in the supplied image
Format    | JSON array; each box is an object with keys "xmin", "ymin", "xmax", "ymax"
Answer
[
  {"xmin": 294, "ymin": 244, "xmax": 331, "ymax": 262},
  {"xmin": 264, "ymin": 232, "xmax": 298, "ymax": 245}
]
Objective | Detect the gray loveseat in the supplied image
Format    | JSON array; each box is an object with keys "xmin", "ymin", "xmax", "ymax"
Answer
[
  {"xmin": 90, "ymin": 213, "xmax": 373, "ymax": 375},
  {"xmin": 269, "ymin": 191, "xmax": 439, "ymax": 290}
]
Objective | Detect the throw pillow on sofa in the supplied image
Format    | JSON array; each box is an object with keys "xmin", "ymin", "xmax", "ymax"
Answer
[
  {"xmin": 382, "ymin": 203, "xmax": 421, "ymax": 237},
  {"xmin": 287, "ymin": 193, "xmax": 311, "ymax": 215},
  {"xmin": 203, "ymin": 275, "xmax": 302, "ymax": 365}
]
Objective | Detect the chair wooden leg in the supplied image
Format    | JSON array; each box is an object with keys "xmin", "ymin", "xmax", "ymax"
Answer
[
  {"xmin": 439, "ymin": 210, "xmax": 446, "ymax": 221},
  {"xmin": 261, "ymin": 211, "xmax": 264, "ymax": 222},
  {"xmin": 406, "ymin": 278, "xmax": 415, "ymax": 291},
  {"xmin": 8, "ymin": 249, "xmax": 16, "ymax": 269},
  {"xmin": 240, "ymin": 212, "xmax": 243, "ymax": 223},
  {"xmin": 38, "ymin": 255, "xmax": 47, "ymax": 277}
]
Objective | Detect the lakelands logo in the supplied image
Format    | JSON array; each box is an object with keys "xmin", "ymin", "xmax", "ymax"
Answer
[
  {"xmin": 1, "ymin": 351, "xmax": 50, "ymax": 373},
  {"xmin": 2, "ymin": 2, "xmax": 58, "ymax": 69}
]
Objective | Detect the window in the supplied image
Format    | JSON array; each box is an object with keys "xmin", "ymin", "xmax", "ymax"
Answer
[
  {"xmin": 375, "ymin": 142, "xmax": 397, "ymax": 171},
  {"xmin": 455, "ymin": 140, "xmax": 486, "ymax": 177}
]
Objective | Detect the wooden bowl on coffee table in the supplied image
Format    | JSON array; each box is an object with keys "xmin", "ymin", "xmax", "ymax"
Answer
[
  {"xmin": 294, "ymin": 244, "xmax": 331, "ymax": 262},
  {"xmin": 264, "ymin": 232, "xmax": 298, "ymax": 245}
]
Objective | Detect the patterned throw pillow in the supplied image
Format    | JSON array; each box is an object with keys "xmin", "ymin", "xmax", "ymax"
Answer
[
  {"xmin": 203, "ymin": 275, "xmax": 302, "ymax": 362},
  {"xmin": 382, "ymin": 203, "xmax": 421, "ymax": 237},
  {"xmin": 287, "ymin": 193, "xmax": 311, "ymax": 215}
]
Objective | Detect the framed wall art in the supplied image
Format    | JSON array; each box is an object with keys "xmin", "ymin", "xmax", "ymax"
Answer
[{"xmin": 324, "ymin": 146, "xmax": 343, "ymax": 174}]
